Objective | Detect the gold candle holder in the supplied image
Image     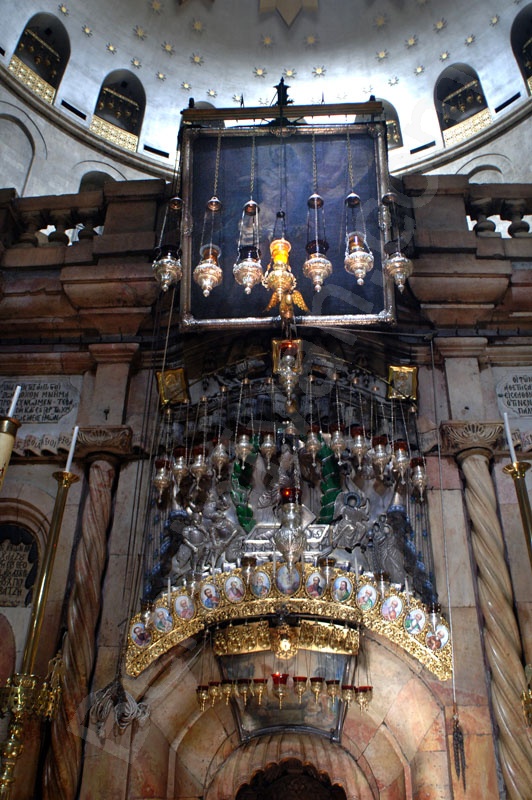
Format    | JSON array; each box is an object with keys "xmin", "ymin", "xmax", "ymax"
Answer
[
  {"xmin": 0, "ymin": 418, "xmax": 21, "ymax": 494},
  {"xmin": 0, "ymin": 469, "xmax": 78, "ymax": 799},
  {"xmin": 502, "ymin": 461, "xmax": 532, "ymax": 570}
]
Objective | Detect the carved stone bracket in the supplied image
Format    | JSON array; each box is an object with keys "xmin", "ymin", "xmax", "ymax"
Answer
[
  {"xmin": 76, "ymin": 426, "xmax": 133, "ymax": 459},
  {"xmin": 440, "ymin": 420, "xmax": 503, "ymax": 456}
]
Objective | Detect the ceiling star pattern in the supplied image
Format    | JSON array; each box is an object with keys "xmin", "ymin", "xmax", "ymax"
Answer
[{"xmin": 15, "ymin": 0, "xmax": 522, "ymax": 158}]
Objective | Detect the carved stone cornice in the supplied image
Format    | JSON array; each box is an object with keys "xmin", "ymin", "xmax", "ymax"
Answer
[
  {"xmin": 440, "ymin": 420, "xmax": 503, "ymax": 458},
  {"xmin": 435, "ymin": 336, "xmax": 488, "ymax": 360},
  {"xmin": 77, "ymin": 426, "xmax": 133, "ymax": 459}
]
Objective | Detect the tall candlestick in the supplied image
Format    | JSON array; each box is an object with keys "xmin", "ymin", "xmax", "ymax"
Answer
[
  {"xmin": 167, "ymin": 578, "xmax": 171, "ymax": 606},
  {"xmin": 7, "ymin": 385, "xmax": 21, "ymax": 418},
  {"xmin": 65, "ymin": 425, "xmax": 79, "ymax": 473},
  {"xmin": 503, "ymin": 412, "xmax": 518, "ymax": 464}
]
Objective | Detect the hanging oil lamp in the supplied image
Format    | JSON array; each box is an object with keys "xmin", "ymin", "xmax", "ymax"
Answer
[
  {"xmin": 392, "ymin": 439, "xmax": 410, "ymax": 483},
  {"xmin": 194, "ymin": 132, "xmax": 224, "ymax": 297},
  {"xmin": 194, "ymin": 240, "xmax": 222, "ymax": 298},
  {"xmin": 349, "ymin": 425, "xmax": 369, "ymax": 471},
  {"xmin": 252, "ymin": 677, "xmax": 268, "ymax": 705},
  {"xmin": 233, "ymin": 134, "xmax": 263, "ymax": 294},
  {"xmin": 293, "ymin": 676, "xmax": 308, "ymax": 703},
  {"xmin": 371, "ymin": 435, "xmax": 390, "ymax": 479},
  {"xmin": 272, "ymin": 339, "xmax": 303, "ymax": 414},
  {"xmin": 271, "ymin": 672, "xmax": 289, "ymax": 709},
  {"xmin": 273, "ymin": 485, "xmax": 306, "ymax": 572},
  {"xmin": 343, "ymin": 131, "xmax": 374, "ymax": 286},
  {"xmin": 410, "ymin": 456, "xmax": 427, "ymax": 500},
  {"xmin": 171, "ymin": 447, "xmax": 189, "ymax": 490},
  {"xmin": 310, "ymin": 676, "xmax": 323, "ymax": 703},
  {"xmin": 152, "ymin": 193, "xmax": 183, "ymax": 291},
  {"xmin": 303, "ymin": 133, "xmax": 332, "ymax": 292},
  {"xmin": 260, "ymin": 431, "xmax": 277, "ymax": 469},
  {"xmin": 211, "ymin": 440, "xmax": 229, "ymax": 479},
  {"xmin": 153, "ymin": 458, "xmax": 172, "ymax": 502},
  {"xmin": 382, "ymin": 192, "xmax": 413, "ymax": 293}
]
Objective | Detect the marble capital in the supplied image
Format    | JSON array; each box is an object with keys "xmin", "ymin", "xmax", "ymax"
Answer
[
  {"xmin": 77, "ymin": 426, "xmax": 133, "ymax": 459},
  {"xmin": 440, "ymin": 420, "xmax": 503, "ymax": 458}
]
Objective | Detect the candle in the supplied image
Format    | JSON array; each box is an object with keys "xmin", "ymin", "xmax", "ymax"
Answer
[
  {"xmin": 503, "ymin": 412, "xmax": 518, "ymax": 465},
  {"xmin": 7, "ymin": 385, "xmax": 22, "ymax": 418},
  {"xmin": 404, "ymin": 576, "xmax": 410, "ymax": 604},
  {"xmin": 65, "ymin": 426, "xmax": 79, "ymax": 473},
  {"xmin": 354, "ymin": 553, "xmax": 359, "ymax": 580},
  {"xmin": 167, "ymin": 577, "xmax": 171, "ymax": 606}
]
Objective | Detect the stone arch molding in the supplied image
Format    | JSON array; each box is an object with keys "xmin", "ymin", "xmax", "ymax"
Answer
[
  {"xmin": 0, "ymin": 101, "xmax": 48, "ymax": 196},
  {"xmin": 124, "ymin": 632, "xmax": 453, "ymax": 799},
  {"xmin": 204, "ymin": 733, "xmax": 376, "ymax": 800}
]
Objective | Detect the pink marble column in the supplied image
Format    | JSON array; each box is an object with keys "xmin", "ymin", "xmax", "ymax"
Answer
[
  {"xmin": 42, "ymin": 428, "xmax": 132, "ymax": 800},
  {"xmin": 442, "ymin": 421, "xmax": 532, "ymax": 800}
]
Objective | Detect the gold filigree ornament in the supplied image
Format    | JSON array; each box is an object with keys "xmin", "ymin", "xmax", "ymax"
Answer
[{"xmin": 125, "ymin": 565, "xmax": 452, "ymax": 680}]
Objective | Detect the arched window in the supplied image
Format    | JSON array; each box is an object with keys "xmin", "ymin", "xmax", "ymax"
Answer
[
  {"xmin": 378, "ymin": 99, "xmax": 403, "ymax": 150},
  {"xmin": 90, "ymin": 71, "xmax": 146, "ymax": 153},
  {"xmin": 511, "ymin": 3, "xmax": 532, "ymax": 94},
  {"xmin": 434, "ymin": 64, "xmax": 491, "ymax": 147},
  {"xmin": 9, "ymin": 13, "xmax": 70, "ymax": 104}
]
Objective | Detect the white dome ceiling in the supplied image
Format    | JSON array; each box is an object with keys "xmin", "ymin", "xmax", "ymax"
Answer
[{"xmin": 2, "ymin": 0, "xmax": 531, "ymax": 173}]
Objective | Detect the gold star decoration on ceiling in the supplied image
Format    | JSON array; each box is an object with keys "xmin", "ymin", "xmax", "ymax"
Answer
[
  {"xmin": 376, "ymin": 50, "xmax": 388, "ymax": 61},
  {"xmin": 192, "ymin": 19, "xmax": 204, "ymax": 33},
  {"xmin": 439, "ymin": 51, "xmax": 450, "ymax": 61},
  {"xmin": 162, "ymin": 42, "xmax": 175, "ymax": 55},
  {"xmin": 82, "ymin": 24, "xmax": 92, "ymax": 37},
  {"xmin": 107, "ymin": 43, "xmax": 118, "ymax": 54},
  {"xmin": 254, "ymin": 67, "xmax": 267, "ymax": 78},
  {"xmin": 414, "ymin": 65, "xmax": 425, "ymax": 75},
  {"xmin": 304, "ymin": 33, "xmax": 319, "ymax": 46},
  {"xmin": 156, "ymin": 71, "xmax": 166, "ymax": 81},
  {"xmin": 261, "ymin": 34, "xmax": 274, "ymax": 47},
  {"xmin": 191, "ymin": 53, "xmax": 204, "ymax": 65},
  {"xmin": 283, "ymin": 68, "xmax": 297, "ymax": 78},
  {"xmin": 405, "ymin": 35, "xmax": 418, "ymax": 48},
  {"xmin": 134, "ymin": 26, "xmax": 148, "ymax": 40},
  {"xmin": 489, "ymin": 14, "xmax": 500, "ymax": 26},
  {"xmin": 312, "ymin": 65, "xmax": 326, "ymax": 76},
  {"xmin": 434, "ymin": 18, "xmax": 447, "ymax": 32},
  {"xmin": 465, "ymin": 34, "xmax": 475, "ymax": 45},
  {"xmin": 207, "ymin": 88, "xmax": 217, "ymax": 97},
  {"xmin": 374, "ymin": 14, "xmax": 388, "ymax": 29},
  {"xmin": 149, "ymin": 0, "xmax": 164, "ymax": 13},
  {"xmin": 131, "ymin": 57, "xmax": 142, "ymax": 69},
  {"xmin": 58, "ymin": 4, "xmax": 69, "ymax": 15},
  {"xmin": 388, "ymin": 76, "xmax": 399, "ymax": 86},
  {"xmin": 181, "ymin": 81, "xmax": 192, "ymax": 90}
]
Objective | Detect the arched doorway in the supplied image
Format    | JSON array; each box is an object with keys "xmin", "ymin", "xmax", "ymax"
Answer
[{"xmin": 235, "ymin": 758, "xmax": 347, "ymax": 800}]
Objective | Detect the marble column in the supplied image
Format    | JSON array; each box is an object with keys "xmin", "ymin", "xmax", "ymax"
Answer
[
  {"xmin": 42, "ymin": 427, "xmax": 132, "ymax": 800},
  {"xmin": 441, "ymin": 421, "xmax": 532, "ymax": 800}
]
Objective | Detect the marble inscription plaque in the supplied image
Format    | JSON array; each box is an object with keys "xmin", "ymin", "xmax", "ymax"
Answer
[
  {"xmin": 0, "ymin": 539, "xmax": 32, "ymax": 606},
  {"xmin": 0, "ymin": 379, "xmax": 80, "ymax": 424},
  {"xmin": 497, "ymin": 371, "xmax": 532, "ymax": 417}
]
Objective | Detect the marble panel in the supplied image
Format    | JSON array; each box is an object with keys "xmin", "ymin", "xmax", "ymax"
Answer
[
  {"xmin": 445, "ymin": 357, "xmax": 485, "ymax": 420},
  {"xmin": 428, "ymin": 489, "xmax": 476, "ymax": 607},
  {"xmin": 410, "ymin": 750, "xmax": 450, "ymax": 799},
  {"xmin": 384, "ymin": 677, "xmax": 441, "ymax": 762}
]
